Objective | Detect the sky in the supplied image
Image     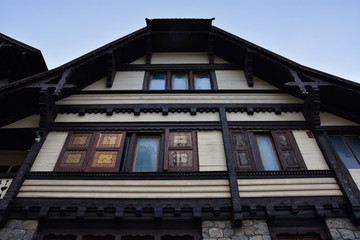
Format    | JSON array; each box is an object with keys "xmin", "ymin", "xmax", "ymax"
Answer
[{"xmin": 1, "ymin": 0, "xmax": 360, "ymax": 83}]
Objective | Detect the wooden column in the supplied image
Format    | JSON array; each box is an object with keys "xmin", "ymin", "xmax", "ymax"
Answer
[{"xmin": 219, "ymin": 107, "xmax": 242, "ymax": 225}]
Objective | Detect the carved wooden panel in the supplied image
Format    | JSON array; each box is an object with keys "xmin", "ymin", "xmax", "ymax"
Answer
[
  {"xmin": 230, "ymin": 131, "xmax": 256, "ymax": 170},
  {"xmin": 164, "ymin": 130, "xmax": 198, "ymax": 171}
]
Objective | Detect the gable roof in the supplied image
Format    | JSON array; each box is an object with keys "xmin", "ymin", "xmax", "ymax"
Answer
[
  {"xmin": 0, "ymin": 33, "xmax": 48, "ymax": 83},
  {"xmin": 0, "ymin": 18, "xmax": 359, "ymax": 127}
]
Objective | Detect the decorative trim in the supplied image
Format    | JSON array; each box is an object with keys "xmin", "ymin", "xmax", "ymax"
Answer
[
  {"xmin": 56, "ymin": 103, "xmax": 303, "ymax": 116},
  {"xmin": 10, "ymin": 196, "xmax": 349, "ymax": 222},
  {"xmin": 236, "ymin": 170, "xmax": 334, "ymax": 178},
  {"xmin": 26, "ymin": 171, "xmax": 228, "ymax": 180},
  {"xmin": 118, "ymin": 63, "xmax": 241, "ymax": 71},
  {"xmin": 49, "ymin": 122, "xmax": 222, "ymax": 131}
]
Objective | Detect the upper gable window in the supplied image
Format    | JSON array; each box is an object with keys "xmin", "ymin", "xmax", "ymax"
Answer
[
  {"xmin": 146, "ymin": 71, "xmax": 215, "ymax": 90},
  {"xmin": 330, "ymin": 135, "xmax": 360, "ymax": 169},
  {"xmin": 149, "ymin": 73, "xmax": 166, "ymax": 90},
  {"xmin": 172, "ymin": 73, "xmax": 189, "ymax": 90},
  {"xmin": 194, "ymin": 73, "xmax": 211, "ymax": 90}
]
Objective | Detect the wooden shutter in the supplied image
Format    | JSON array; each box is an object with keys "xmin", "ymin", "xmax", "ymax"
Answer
[
  {"xmin": 271, "ymin": 130, "xmax": 306, "ymax": 170},
  {"xmin": 85, "ymin": 131, "xmax": 126, "ymax": 172},
  {"xmin": 230, "ymin": 130, "xmax": 256, "ymax": 170},
  {"xmin": 54, "ymin": 132, "xmax": 95, "ymax": 172},
  {"xmin": 164, "ymin": 129, "xmax": 198, "ymax": 171}
]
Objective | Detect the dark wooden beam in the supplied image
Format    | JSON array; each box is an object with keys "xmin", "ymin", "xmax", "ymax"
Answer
[
  {"xmin": 54, "ymin": 68, "xmax": 72, "ymax": 96},
  {"xmin": 106, "ymin": 51, "xmax": 117, "ymax": 88},
  {"xmin": 208, "ymin": 33, "xmax": 214, "ymax": 64},
  {"xmin": 219, "ymin": 107, "xmax": 242, "ymax": 226},
  {"xmin": 244, "ymin": 49, "xmax": 254, "ymax": 87},
  {"xmin": 118, "ymin": 63, "xmax": 241, "ymax": 71}
]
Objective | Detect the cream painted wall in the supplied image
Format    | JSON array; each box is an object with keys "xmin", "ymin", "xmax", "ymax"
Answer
[
  {"xmin": 31, "ymin": 130, "xmax": 226, "ymax": 172},
  {"xmin": 238, "ymin": 178, "xmax": 342, "ymax": 197},
  {"xmin": 151, "ymin": 52, "xmax": 209, "ymax": 64},
  {"xmin": 213, "ymin": 56, "xmax": 229, "ymax": 64},
  {"xmin": 18, "ymin": 179, "xmax": 230, "ymax": 198},
  {"xmin": 55, "ymin": 112, "xmax": 219, "ymax": 123},
  {"xmin": 2, "ymin": 115, "xmax": 40, "ymax": 128},
  {"xmin": 292, "ymin": 130, "xmax": 329, "ymax": 170},
  {"xmin": 198, "ymin": 131, "xmax": 227, "ymax": 171},
  {"xmin": 227, "ymin": 112, "xmax": 305, "ymax": 122},
  {"xmin": 30, "ymin": 132, "xmax": 68, "ymax": 171},
  {"xmin": 57, "ymin": 93, "xmax": 303, "ymax": 105},
  {"xmin": 320, "ymin": 112, "xmax": 359, "ymax": 126},
  {"xmin": 130, "ymin": 56, "xmax": 146, "ymax": 64},
  {"xmin": 82, "ymin": 71, "xmax": 145, "ymax": 91},
  {"xmin": 349, "ymin": 169, "xmax": 360, "ymax": 190},
  {"xmin": 216, "ymin": 71, "xmax": 278, "ymax": 90}
]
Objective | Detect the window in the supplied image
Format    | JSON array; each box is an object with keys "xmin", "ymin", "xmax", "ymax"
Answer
[
  {"xmin": 194, "ymin": 72, "xmax": 211, "ymax": 90},
  {"xmin": 54, "ymin": 130, "xmax": 198, "ymax": 172},
  {"xmin": 149, "ymin": 73, "xmax": 166, "ymax": 90},
  {"xmin": 146, "ymin": 71, "xmax": 214, "ymax": 90},
  {"xmin": 231, "ymin": 130, "xmax": 306, "ymax": 171},
  {"xmin": 330, "ymin": 135, "xmax": 360, "ymax": 169}
]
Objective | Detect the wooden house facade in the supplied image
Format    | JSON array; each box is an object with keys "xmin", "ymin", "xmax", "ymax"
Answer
[{"xmin": 1, "ymin": 18, "xmax": 360, "ymax": 240}]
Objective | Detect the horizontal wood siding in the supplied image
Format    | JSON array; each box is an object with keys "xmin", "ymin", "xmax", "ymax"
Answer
[
  {"xmin": 227, "ymin": 112, "xmax": 305, "ymax": 122},
  {"xmin": 82, "ymin": 71, "xmax": 145, "ymax": 91},
  {"xmin": 320, "ymin": 112, "xmax": 359, "ymax": 126},
  {"xmin": 151, "ymin": 52, "xmax": 209, "ymax": 64},
  {"xmin": 55, "ymin": 112, "xmax": 220, "ymax": 122},
  {"xmin": 238, "ymin": 178, "xmax": 342, "ymax": 197},
  {"xmin": 292, "ymin": 130, "xmax": 329, "ymax": 170},
  {"xmin": 198, "ymin": 131, "xmax": 227, "ymax": 171},
  {"xmin": 30, "ymin": 132, "xmax": 68, "ymax": 172},
  {"xmin": 18, "ymin": 179, "xmax": 230, "ymax": 198},
  {"xmin": 2, "ymin": 114, "xmax": 40, "ymax": 128},
  {"xmin": 216, "ymin": 71, "xmax": 278, "ymax": 90},
  {"xmin": 56, "ymin": 93, "xmax": 303, "ymax": 105}
]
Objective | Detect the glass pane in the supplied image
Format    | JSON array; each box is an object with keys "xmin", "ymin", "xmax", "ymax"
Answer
[
  {"xmin": 149, "ymin": 74, "xmax": 166, "ymax": 90},
  {"xmin": 346, "ymin": 136, "xmax": 360, "ymax": 161},
  {"xmin": 256, "ymin": 136, "xmax": 280, "ymax": 170},
  {"xmin": 172, "ymin": 73, "xmax": 188, "ymax": 90},
  {"xmin": 133, "ymin": 137, "xmax": 159, "ymax": 172},
  {"xmin": 331, "ymin": 136, "xmax": 360, "ymax": 169},
  {"xmin": 194, "ymin": 73, "xmax": 211, "ymax": 90}
]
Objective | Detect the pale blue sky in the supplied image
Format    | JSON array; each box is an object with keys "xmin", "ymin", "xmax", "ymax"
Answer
[{"xmin": 1, "ymin": 0, "xmax": 359, "ymax": 83}]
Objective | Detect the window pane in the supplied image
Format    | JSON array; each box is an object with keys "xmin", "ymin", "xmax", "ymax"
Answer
[
  {"xmin": 331, "ymin": 136, "xmax": 360, "ymax": 169},
  {"xmin": 149, "ymin": 74, "xmax": 166, "ymax": 90},
  {"xmin": 133, "ymin": 137, "xmax": 159, "ymax": 172},
  {"xmin": 256, "ymin": 136, "xmax": 280, "ymax": 170},
  {"xmin": 346, "ymin": 136, "xmax": 360, "ymax": 161},
  {"xmin": 172, "ymin": 73, "xmax": 188, "ymax": 90},
  {"xmin": 194, "ymin": 73, "xmax": 211, "ymax": 90}
]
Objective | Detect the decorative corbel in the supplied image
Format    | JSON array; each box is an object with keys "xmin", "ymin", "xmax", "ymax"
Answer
[
  {"xmin": 39, "ymin": 88, "xmax": 57, "ymax": 130},
  {"xmin": 106, "ymin": 50, "xmax": 117, "ymax": 88},
  {"xmin": 244, "ymin": 49, "xmax": 254, "ymax": 87},
  {"xmin": 145, "ymin": 33, "xmax": 152, "ymax": 65},
  {"xmin": 54, "ymin": 68, "xmax": 72, "ymax": 97}
]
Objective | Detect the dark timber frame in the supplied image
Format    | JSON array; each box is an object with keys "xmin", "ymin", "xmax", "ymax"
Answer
[{"xmin": 1, "ymin": 18, "xmax": 360, "ymax": 233}]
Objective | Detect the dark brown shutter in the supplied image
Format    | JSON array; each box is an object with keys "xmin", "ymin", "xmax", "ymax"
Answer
[
  {"xmin": 230, "ymin": 130, "xmax": 256, "ymax": 170},
  {"xmin": 54, "ymin": 132, "xmax": 95, "ymax": 172},
  {"xmin": 164, "ymin": 129, "xmax": 198, "ymax": 172},
  {"xmin": 84, "ymin": 131, "xmax": 126, "ymax": 172},
  {"xmin": 271, "ymin": 130, "xmax": 306, "ymax": 170}
]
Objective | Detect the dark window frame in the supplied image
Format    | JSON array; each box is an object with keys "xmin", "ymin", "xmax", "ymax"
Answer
[
  {"xmin": 144, "ymin": 70, "xmax": 217, "ymax": 90},
  {"xmin": 230, "ymin": 130, "xmax": 307, "ymax": 171}
]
